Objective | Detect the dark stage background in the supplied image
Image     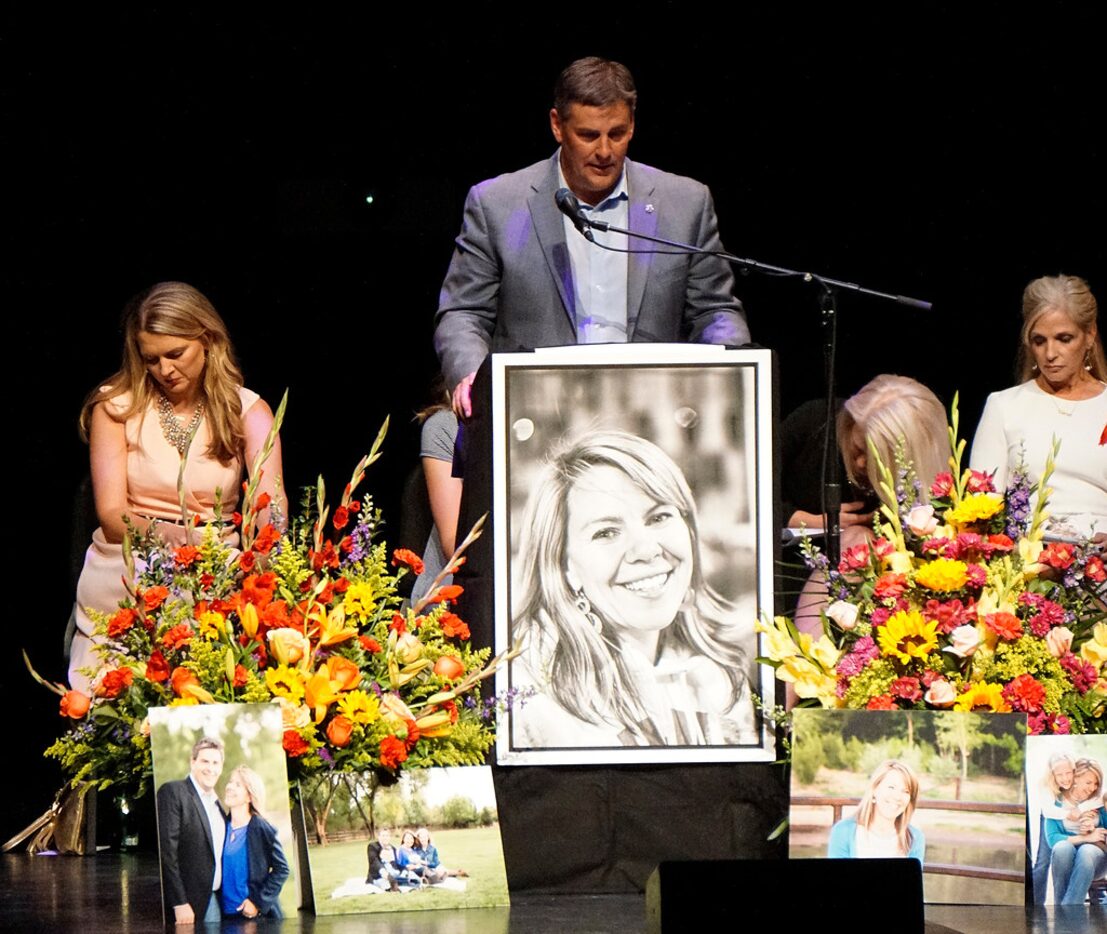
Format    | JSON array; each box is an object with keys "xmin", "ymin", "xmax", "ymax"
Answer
[{"xmin": 4, "ymin": 5, "xmax": 1103, "ymax": 885}]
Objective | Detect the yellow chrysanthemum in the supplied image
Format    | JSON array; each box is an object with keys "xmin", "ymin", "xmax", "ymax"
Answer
[
  {"xmin": 953, "ymin": 682, "xmax": 1011, "ymax": 712},
  {"xmin": 197, "ymin": 611, "xmax": 226, "ymax": 640},
  {"xmin": 342, "ymin": 582, "xmax": 379, "ymax": 620},
  {"xmin": 877, "ymin": 610, "xmax": 939, "ymax": 664},
  {"xmin": 169, "ymin": 696, "xmax": 200, "ymax": 707},
  {"xmin": 914, "ymin": 558, "xmax": 969, "ymax": 592},
  {"xmin": 338, "ymin": 689, "xmax": 381, "ymax": 724},
  {"xmin": 265, "ymin": 665, "xmax": 306, "ymax": 702},
  {"xmin": 945, "ymin": 493, "xmax": 1003, "ymax": 527}
]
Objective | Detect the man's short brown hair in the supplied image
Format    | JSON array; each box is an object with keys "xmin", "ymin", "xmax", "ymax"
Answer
[{"xmin": 553, "ymin": 57, "xmax": 637, "ymax": 118}]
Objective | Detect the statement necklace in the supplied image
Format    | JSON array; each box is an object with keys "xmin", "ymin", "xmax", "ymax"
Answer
[{"xmin": 155, "ymin": 390, "xmax": 205, "ymax": 454}]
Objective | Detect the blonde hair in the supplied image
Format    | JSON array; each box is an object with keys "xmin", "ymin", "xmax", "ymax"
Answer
[
  {"xmin": 79, "ymin": 282, "xmax": 246, "ymax": 464},
  {"xmin": 854, "ymin": 759, "xmax": 920, "ymax": 856},
  {"xmin": 1043, "ymin": 752, "xmax": 1076, "ymax": 800},
  {"xmin": 838, "ymin": 375, "xmax": 948, "ymax": 506},
  {"xmin": 1071, "ymin": 757, "xmax": 1105, "ymax": 802},
  {"xmin": 1017, "ymin": 275, "xmax": 1105, "ymax": 382},
  {"xmin": 228, "ymin": 765, "xmax": 267, "ymax": 817}
]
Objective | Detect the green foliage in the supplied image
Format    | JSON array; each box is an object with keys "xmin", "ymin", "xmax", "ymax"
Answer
[
  {"xmin": 439, "ymin": 795, "xmax": 479, "ymax": 828},
  {"xmin": 792, "ymin": 731, "xmax": 823, "ymax": 785}
]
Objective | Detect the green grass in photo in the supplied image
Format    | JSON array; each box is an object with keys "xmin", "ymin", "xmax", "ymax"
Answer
[{"xmin": 309, "ymin": 825, "xmax": 509, "ymax": 915}]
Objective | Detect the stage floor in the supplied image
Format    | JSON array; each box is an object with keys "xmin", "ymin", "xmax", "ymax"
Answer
[{"xmin": 1, "ymin": 852, "xmax": 1102, "ymax": 933}]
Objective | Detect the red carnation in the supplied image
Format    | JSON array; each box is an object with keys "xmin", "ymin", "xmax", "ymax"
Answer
[
  {"xmin": 360, "ymin": 635, "xmax": 382, "ymax": 653},
  {"xmin": 984, "ymin": 612, "xmax": 1023, "ymax": 641},
  {"xmin": 391, "ymin": 548, "xmax": 426, "ymax": 575},
  {"xmin": 162, "ymin": 624, "xmax": 194, "ymax": 650},
  {"xmin": 873, "ymin": 572, "xmax": 908, "ymax": 600},
  {"xmin": 1002, "ymin": 674, "xmax": 1046, "ymax": 713},
  {"xmin": 175, "ymin": 545, "xmax": 201, "ymax": 568},
  {"xmin": 108, "ymin": 608, "xmax": 139, "ymax": 638},
  {"xmin": 98, "ymin": 667, "xmax": 133, "ymax": 699},
  {"xmin": 379, "ymin": 735, "xmax": 408, "ymax": 770},
  {"xmin": 283, "ymin": 730, "xmax": 310, "ymax": 757},
  {"xmin": 146, "ymin": 651, "xmax": 170, "ymax": 683},
  {"xmin": 143, "ymin": 586, "xmax": 170, "ymax": 612},
  {"xmin": 866, "ymin": 694, "xmax": 896, "ymax": 710}
]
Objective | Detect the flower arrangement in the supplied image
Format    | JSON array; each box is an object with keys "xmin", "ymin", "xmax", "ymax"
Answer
[
  {"xmin": 36, "ymin": 405, "xmax": 515, "ymax": 799},
  {"xmin": 759, "ymin": 396, "xmax": 1107, "ymax": 733}
]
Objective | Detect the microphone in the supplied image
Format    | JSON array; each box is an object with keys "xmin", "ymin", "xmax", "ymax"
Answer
[{"xmin": 554, "ymin": 188, "xmax": 595, "ymax": 241}]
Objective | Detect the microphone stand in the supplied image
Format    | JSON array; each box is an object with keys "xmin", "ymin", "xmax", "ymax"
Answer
[{"xmin": 570, "ymin": 206, "xmax": 931, "ymax": 568}]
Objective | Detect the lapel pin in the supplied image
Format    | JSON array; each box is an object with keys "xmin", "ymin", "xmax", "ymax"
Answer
[{"xmin": 645, "ymin": 203, "xmax": 655, "ymax": 213}]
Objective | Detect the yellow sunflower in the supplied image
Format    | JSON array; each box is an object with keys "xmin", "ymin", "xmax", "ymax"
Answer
[
  {"xmin": 877, "ymin": 610, "xmax": 939, "ymax": 664},
  {"xmin": 265, "ymin": 664, "xmax": 306, "ymax": 703},
  {"xmin": 338, "ymin": 689, "xmax": 381, "ymax": 725},
  {"xmin": 953, "ymin": 682, "xmax": 1011, "ymax": 712}
]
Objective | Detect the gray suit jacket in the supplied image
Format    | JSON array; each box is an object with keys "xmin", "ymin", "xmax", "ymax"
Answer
[{"xmin": 433, "ymin": 154, "xmax": 750, "ymax": 388}]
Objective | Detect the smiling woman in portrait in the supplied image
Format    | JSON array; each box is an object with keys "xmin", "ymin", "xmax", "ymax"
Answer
[
  {"xmin": 510, "ymin": 430, "xmax": 757, "ymax": 748},
  {"xmin": 827, "ymin": 760, "xmax": 925, "ymax": 864},
  {"xmin": 970, "ymin": 274, "xmax": 1107, "ymax": 543}
]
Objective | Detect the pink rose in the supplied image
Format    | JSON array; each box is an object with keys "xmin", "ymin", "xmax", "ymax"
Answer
[
  {"xmin": 906, "ymin": 505, "xmax": 938, "ymax": 537},
  {"xmin": 924, "ymin": 679, "xmax": 956, "ymax": 708},
  {"xmin": 1045, "ymin": 626, "xmax": 1074, "ymax": 658},
  {"xmin": 826, "ymin": 600, "xmax": 860, "ymax": 631},
  {"xmin": 944, "ymin": 624, "xmax": 980, "ymax": 658}
]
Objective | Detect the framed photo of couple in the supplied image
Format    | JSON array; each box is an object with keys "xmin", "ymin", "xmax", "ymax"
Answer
[
  {"xmin": 490, "ymin": 343, "xmax": 777, "ymax": 765},
  {"xmin": 148, "ymin": 702, "xmax": 298, "ymax": 924}
]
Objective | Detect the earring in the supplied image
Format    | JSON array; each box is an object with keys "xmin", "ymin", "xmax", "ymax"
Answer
[
  {"xmin": 574, "ymin": 590, "xmax": 603, "ymax": 635},
  {"xmin": 1086, "ymin": 349, "xmax": 1093, "ymax": 371}
]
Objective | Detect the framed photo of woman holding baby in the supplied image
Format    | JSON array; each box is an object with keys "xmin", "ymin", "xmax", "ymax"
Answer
[{"xmin": 490, "ymin": 344, "xmax": 777, "ymax": 766}]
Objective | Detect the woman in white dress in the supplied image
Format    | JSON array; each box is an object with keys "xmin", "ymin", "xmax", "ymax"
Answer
[{"xmin": 971, "ymin": 274, "xmax": 1106, "ymax": 543}]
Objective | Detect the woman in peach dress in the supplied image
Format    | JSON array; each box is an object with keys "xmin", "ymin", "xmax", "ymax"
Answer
[{"xmin": 68, "ymin": 282, "xmax": 285, "ymax": 693}]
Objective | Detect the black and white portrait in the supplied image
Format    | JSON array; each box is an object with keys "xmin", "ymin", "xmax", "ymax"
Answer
[{"xmin": 492, "ymin": 345, "xmax": 775, "ymax": 765}]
